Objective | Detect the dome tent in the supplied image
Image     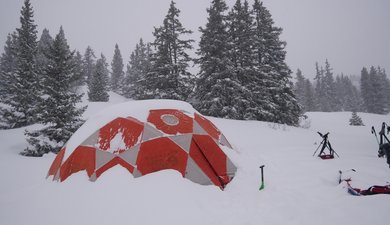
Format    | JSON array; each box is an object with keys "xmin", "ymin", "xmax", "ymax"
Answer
[{"xmin": 47, "ymin": 100, "xmax": 237, "ymax": 190}]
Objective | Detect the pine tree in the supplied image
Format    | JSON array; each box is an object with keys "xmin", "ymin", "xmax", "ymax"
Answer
[
  {"xmin": 146, "ymin": 1, "xmax": 194, "ymax": 100},
  {"xmin": 293, "ymin": 68, "xmax": 306, "ymax": 111},
  {"xmin": 378, "ymin": 68, "xmax": 390, "ymax": 111},
  {"xmin": 70, "ymin": 51, "xmax": 85, "ymax": 88},
  {"xmin": 304, "ymin": 78, "xmax": 316, "ymax": 111},
  {"xmin": 123, "ymin": 39, "xmax": 152, "ymax": 99},
  {"xmin": 193, "ymin": 0, "xmax": 244, "ymax": 119},
  {"xmin": 83, "ymin": 46, "xmax": 96, "ymax": 85},
  {"xmin": 23, "ymin": 27, "xmax": 86, "ymax": 156},
  {"xmin": 110, "ymin": 43, "xmax": 124, "ymax": 93},
  {"xmin": 335, "ymin": 74, "xmax": 362, "ymax": 111},
  {"xmin": 321, "ymin": 59, "xmax": 337, "ymax": 111},
  {"xmin": 251, "ymin": 0, "xmax": 300, "ymax": 125},
  {"xmin": 1, "ymin": 0, "xmax": 40, "ymax": 128},
  {"xmin": 0, "ymin": 33, "xmax": 18, "ymax": 102},
  {"xmin": 250, "ymin": 0, "xmax": 278, "ymax": 121},
  {"xmin": 0, "ymin": 33, "xmax": 18, "ymax": 128},
  {"xmin": 35, "ymin": 28, "xmax": 53, "ymax": 83},
  {"xmin": 370, "ymin": 66, "xmax": 387, "ymax": 114},
  {"xmin": 88, "ymin": 54, "xmax": 110, "ymax": 102},
  {"xmin": 226, "ymin": 0, "xmax": 257, "ymax": 119},
  {"xmin": 349, "ymin": 111, "xmax": 364, "ymax": 126},
  {"xmin": 360, "ymin": 67, "xmax": 372, "ymax": 112}
]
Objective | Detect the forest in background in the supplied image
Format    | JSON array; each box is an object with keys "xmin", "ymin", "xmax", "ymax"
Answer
[{"xmin": 0, "ymin": 0, "xmax": 388, "ymax": 157}]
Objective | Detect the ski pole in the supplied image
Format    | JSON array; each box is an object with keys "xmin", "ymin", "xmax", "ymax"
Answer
[
  {"xmin": 313, "ymin": 139, "xmax": 324, "ymax": 156},
  {"xmin": 259, "ymin": 165, "xmax": 265, "ymax": 190}
]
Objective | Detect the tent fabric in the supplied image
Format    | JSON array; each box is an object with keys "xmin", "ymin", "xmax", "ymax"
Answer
[{"xmin": 47, "ymin": 108, "xmax": 237, "ymax": 190}]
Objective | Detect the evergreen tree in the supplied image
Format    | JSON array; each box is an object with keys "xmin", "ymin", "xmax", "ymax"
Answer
[
  {"xmin": 226, "ymin": 0, "xmax": 256, "ymax": 119},
  {"xmin": 146, "ymin": 1, "xmax": 194, "ymax": 100},
  {"xmin": 35, "ymin": 28, "xmax": 53, "ymax": 81},
  {"xmin": 335, "ymin": 74, "xmax": 362, "ymax": 111},
  {"xmin": 110, "ymin": 43, "xmax": 124, "ymax": 93},
  {"xmin": 70, "ymin": 51, "xmax": 85, "ymax": 88},
  {"xmin": 88, "ymin": 54, "xmax": 110, "ymax": 102},
  {"xmin": 360, "ymin": 67, "xmax": 372, "ymax": 112},
  {"xmin": 123, "ymin": 39, "xmax": 152, "ymax": 99},
  {"xmin": 0, "ymin": 33, "xmax": 18, "ymax": 128},
  {"xmin": 303, "ymin": 78, "xmax": 316, "ymax": 111},
  {"xmin": 370, "ymin": 66, "xmax": 387, "ymax": 114},
  {"xmin": 349, "ymin": 111, "xmax": 364, "ymax": 126},
  {"xmin": 193, "ymin": 0, "xmax": 243, "ymax": 119},
  {"xmin": 23, "ymin": 27, "xmax": 86, "ymax": 156},
  {"xmin": 313, "ymin": 62, "xmax": 323, "ymax": 111},
  {"xmin": 83, "ymin": 46, "xmax": 96, "ymax": 85},
  {"xmin": 379, "ymin": 68, "xmax": 390, "ymax": 111},
  {"xmin": 293, "ymin": 68, "xmax": 306, "ymax": 111},
  {"xmin": 321, "ymin": 59, "xmax": 337, "ymax": 111},
  {"xmin": 249, "ymin": 0, "xmax": 278, "ymax": 121},
  {"xmin": 251, "ymin": 0, "xmax": 300, "ymax": 125},
  {"xmin": 1, "ymin": 0, "xmax": 40, "ymax": 128},
  {"xmin": 0, "ymin": 33, "xmax": 18, "ymax": 101}
]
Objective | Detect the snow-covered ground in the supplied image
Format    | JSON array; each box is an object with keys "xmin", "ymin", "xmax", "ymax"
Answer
[{"xmin": 1, "ymin": 91, "xmax": 389, "ymax": 225}]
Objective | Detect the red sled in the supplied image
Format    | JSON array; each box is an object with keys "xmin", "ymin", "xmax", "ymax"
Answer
[{"xmin": 319, "ymin": 154, "xmax": 334, "ymax": 160}]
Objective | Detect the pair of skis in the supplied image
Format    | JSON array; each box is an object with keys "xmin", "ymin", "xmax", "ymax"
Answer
[{"xmin": 338, "ymin": 169, "xmax": 360, "ymax": 195}]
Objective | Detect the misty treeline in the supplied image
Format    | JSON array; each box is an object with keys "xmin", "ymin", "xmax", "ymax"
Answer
[
  {"xmin": 293, "ymin": 60, "xmax": 390, "ymax": 115},
  {"xmin": 1, "ymin": 0, "xmax": 386, "ymax": 157},
  {"xmin": 0, "ymin": 0, "xmax": 300, "ymax": 156}
]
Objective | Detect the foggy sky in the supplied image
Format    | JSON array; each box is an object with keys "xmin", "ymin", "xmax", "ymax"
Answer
[{"xmin": 1, "ymin": 0, "xmax": 389, "ymax": 79}]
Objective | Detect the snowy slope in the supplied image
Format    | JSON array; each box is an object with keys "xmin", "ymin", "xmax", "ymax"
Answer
[{"xmin": 0, "ymin": 91, "xmax": 389, "ymax": 225}]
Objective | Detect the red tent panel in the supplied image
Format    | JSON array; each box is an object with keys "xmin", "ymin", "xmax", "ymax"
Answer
[
  {"xmin": 59, "ymin": 146, "xmax": 96, "ymax": 181},
  {"xmin": 98, "ymin": 117, "xmax": 144, "ymax": 153},
  {"xmin": 136, "ymin": 137, "xmax": 188, "ymax": 176},
  {"xmin": 192, "ymin": 134, "xmax": 230, "ymax": 185},
  {"xmin": 189, "ymin": 137, "xmax": 225, "ymax": 188},
  {"xmin": 95, "ymin": 156, "xmax": 135, "ymax": 179},
  {"xmin": 48, "ymin": 147, "xmax": 65, "ymax": 178},
  {"xmin": 194, "ymin": 113, "xmax": 221, "ymax": 141},
  {"xmin": 147, "ymin": 109, "xmax": 193, "ymax": 135}
]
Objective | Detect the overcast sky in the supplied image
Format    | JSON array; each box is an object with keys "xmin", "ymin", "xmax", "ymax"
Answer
[{"xmin": 1, "ymin": 0, "xmax": 389, "ymax": 79}]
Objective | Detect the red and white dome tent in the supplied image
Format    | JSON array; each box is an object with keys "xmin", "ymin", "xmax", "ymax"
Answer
[{"xmin": 47, "ymin": 100, "xmax": 237, "ymax": 190}]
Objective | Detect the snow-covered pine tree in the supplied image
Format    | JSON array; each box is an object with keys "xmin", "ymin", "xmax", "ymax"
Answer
[
  {"xmin": 70, "ymin": 51, "xmax": 85, "ymax": 88},
  {"xmin": 360, "ymin": 67, "xmax": 372, "ymax": 112},
  {"xmin": 110, "ymin": 43, "xmax": 124, "ymax": 93},
  {"xmin": 335, "ymin": 74, "xmax": 362, "ymax": 112},
  {"xmin": 349, "ymin": 111, "xmax": 364, "ymax": 126},
  {"xmin": 35, "ymin": 28, "xmax": 53, "ymax": 86},
  {"xmin": 251, "ymin": 0, "xmax": 300, "ymax": 125},
  {"xmin": 88, "ymin": 54, "xmax": 110, "ymax": 102},
  {"xmin": 226, "ymin": 0, "xmax": 256, "ymax": 119},
  {"xmin": 2, "ymin": 0, "xmax": 40, "ymax": 128},
  {"xmin": 378, "ymin": 67, "xmax": 390, "ymax": 112},
  {"xmin": 193, "ymin": 0, "xmax": 244, "ymax": 119},
  {"xmin": 321, "ymin": 59, "xmax": 338, "ymax": 111},
  {"xmin": 250, "ymin": 0, "xmax": 278, "ymax": 121},
  {"xmin": 146, "ymin": 1, "xmax": 194, "ymax": 100},
  {"xmin": 293, "ymin": 68, "xmax": 306, "ymax": 111},
  {"xmin": 83, "ymin": 46, "xmax": 96, "ymax": 85},
  {"xmin": 23, "ymin": 26, "xmax": 86, "ymax": 156},
  {"xmin": 314, "ymin": 62, "xmax": 325, "ymax": 111},
  {"xmin": 0, "ymin": 33, "xmax": 18, "ymax": 129},
  {"xmin": 370, "ymin": 66, "xmax": 388, "ymax": 114},
  {"xmin": 304, "ymin": 78, "xmax": 316, "ymax": 112},
  {"xmin": 123, "ymin": 39, "xmax": 152, "ymax": 99}
]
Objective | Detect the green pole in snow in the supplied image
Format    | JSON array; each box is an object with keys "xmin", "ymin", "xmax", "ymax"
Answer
[{"xmin": 259, "ymin": 165, "xmax": 265, "ymax": 190}]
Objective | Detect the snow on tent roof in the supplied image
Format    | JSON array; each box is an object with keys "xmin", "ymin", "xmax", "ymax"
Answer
[{"xmin": 64, "ymin": 99, "xmax": 197, "ymax": 158}]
